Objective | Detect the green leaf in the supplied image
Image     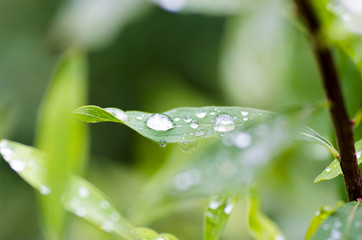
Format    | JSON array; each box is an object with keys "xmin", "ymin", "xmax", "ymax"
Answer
[
  {"xmin": 0, "ymin": 139, "xmax": 178, "ymax": 240},
  {"xmin": 204, "ymin": 193, "xmax": 239, "ymax": 240},
  {"xmin": 310, "ymin": 201, "xmax": 362, "ymax": 240},
  {"xmin": 297, "ymin": 126, "xmax": 339, "ymax": 159},
  {"xmin": 314, "ymin": 139, "xmax": 362, "ymax": 183},
  {"xmin": 247, "ymin": 185, "xmax": 285, "ymax": 240},
  {"xmin": 35, "ymin": 48, "xmax": 89, "ymax": 239},
  {"xmin": 305, "ymin": 203, "xmax": 344, "ymax": 240},
  {"xmin": 74, "ymin": 105, "xmax": 271, "ymax": 143}
]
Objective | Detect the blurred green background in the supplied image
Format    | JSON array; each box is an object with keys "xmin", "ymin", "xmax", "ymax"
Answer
[{"xmin": 1, "ymin": 0, "xmax": 362, "ymax": 239}]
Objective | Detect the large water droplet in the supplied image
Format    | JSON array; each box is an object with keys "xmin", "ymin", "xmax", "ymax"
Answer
[
  {"xmin": 105, "ymin": 108, "xmax": 128, "ymax": 122},
  {"xmin": 213, "ymin": 114, "xmax": 236, "ymax": 132},
  {"xmin": 180, "ymin": 141, "xmax": 197, "ymax": 153},
  {"xmin": 196, "ymin": 110, "xmax": 207, "ymax": 118},
  {"xmin": 233, "ymin": 132, "xmax": 252, "ymax": 149},
  {"xmin": 190, "ymin": 120, "xmax": 199, "ymax": 129},
  {"xmin": 78, "ymin": 186, "xmax": 90, "ymax": 198},
  {"xmin": 10, "ymin": 159, "xmax": 26, "ymax": 172},
  {"xmin": 145, "ymin": 114, "xmax": 175, "ymax": 131}
]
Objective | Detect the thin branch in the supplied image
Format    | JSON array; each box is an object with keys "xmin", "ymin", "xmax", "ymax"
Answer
[{"xmin": 294, "ymin": 0, "xmax": 362, "ymax": 201}]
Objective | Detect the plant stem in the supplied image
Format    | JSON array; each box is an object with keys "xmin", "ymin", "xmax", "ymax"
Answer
[{"xmin": 294, "ymin": 0, "xmax": 362, "ymax": 201}]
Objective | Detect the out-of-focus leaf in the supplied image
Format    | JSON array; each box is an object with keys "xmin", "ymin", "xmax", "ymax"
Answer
[
  {"xmin": 314, "ymin": 139, "xmax": 362, "ymax": 183},
  {"xmin": 50, "ymin": 0, "xmax": 146, "ymax": 49},
  {"xmin": 297, "ymin": 126, "xmax": 339, "ymax": 159},
  {"xmin": 310, "ymin": 201, "xmax": 362, "ymax": 240},
  {"xmin": 35, "ymin": 48, "xmax": 89, "ymax": 239},
  {"xmin": 74, "ymin": 105, "xmax": 271, "ymax": 143},
  {"xmin": 204, "ymin": 193, "xmax": 238, "ymax": 240},
  {"xmin": 220, "ymin": 0, "xmax": 292, "ymax": 106},
  {"xmin": 305, "ymin": 203, "xmax": 344, "ymax": 240},
  {"xmin": 150, "ymin": 0, "xmax": 253, "ymax": 16},
  {"xmin": 0, "ymin": 139, "xmax": 178, "ymax": 240},
  {"xmin": 247, "ymin": 185, "xmax": 285, "ymax": 240}
]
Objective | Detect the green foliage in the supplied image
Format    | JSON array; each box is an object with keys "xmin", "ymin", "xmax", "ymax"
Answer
[{"xmin": 247, "ymin": 185, "xmax": 284, "ymax": 240}]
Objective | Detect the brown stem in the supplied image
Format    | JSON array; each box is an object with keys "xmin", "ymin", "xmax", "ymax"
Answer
[{"xmin": 294, "ymin": 0, "xmax": 362, "ymax": 201}]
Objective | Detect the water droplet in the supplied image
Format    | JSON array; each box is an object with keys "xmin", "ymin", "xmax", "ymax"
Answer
[
  {"xmin": 356, "ymin": 151, "xmax": 361, "ymax": 159},
  {"xmin": 241, "ymin": 111, "xmax": 248, "ymax": 116},
  {"xmin": 334, "ymin": 220, "xmax": 342, "ymax": 228},
  {"xmin": 40, "ymin": 185, "xmax": 51, "ymax": 195},
  {"xmin": 110, "ymin": 212, "xmax": 120, "ymax": 222},
  {"xmin": 174, "ymin": 117, "xmax": 180, "ymax": 121},
  {"xmin": 184, "ymin": 115, "xmax": 192, "ymax": 123},
  {"xmin": 100, "ymin": 200, "xmax": 110, "ymax": 209},
  {"xmin": 233, "ymin": 132, "xmax": 252, "ymax": 149},
  {"xmin": 322, "ymin": 224, "xmax": 330, "ymax": 230},
  {"xmin": 195, "ymin": 131, "xmax": 205, "ymax": 136},
  {"xmin": 145, "ymin": 113, "xmax": 175, "ymax": 131},
  {"xmin": 158, "ymin": 0, "xmax": 186, "ymax": 12},
  {"xmin": 136, "ymin": 116, "xmax": 143, "ymax": 120},
  {"xmin": 190, "ymin": 120, "xmax": 199, "ymax": 129},
  {"xmin": 159, "ymin": 140, "xmax": 167, "ymax": 147},
  {"xmin": 0, "ymin": 140, "xmax": 13, "ymax": 159},
  {"xmin": 210, "ymin": 112, "xmax": 216, "ymax": 115},
  {"xmin": 101, "ymin": 221, "xmax": 114, "ymax": 232},
  {"xmin": 326, "ymin": 168, "xmax": 331, "ymax": 172},
  {"xmin": 224, "ymin": 203, "xmax": 233, "ymax": 215},
  {"xmin": 75, "ymin": 206, "xmax": 87, "ymax": 217},
  {"xmin": 274, "ymin": 235, "xmax": 285, "ymax": 240},
  {"xmin": 10, "ymin": 159, "xmax": 26, "ymax": 172},
  {"xmin": 213, "ymin": 114, "xmax": 236, "ymax": 132},
  {"xmin": 196, "ymin": 110, "xmax": 207, "ymax": 118},
  {"xmin": 78, "ymin": 186, "xmax": 90, "ymax": 198},
  {"xmin": 208, "ymin": 199, "xmax": 222, "ymax": 210},
  {"xmin": 105, "ymin": 108, "xmax": 128, "ymax": 122},
  {"xmin": 180, "ymin": 141, "xmax": 197, "ymax": 152},
  {"xmin": 243, "ymin": 117, "xmax": 248, "ymax": 121}
]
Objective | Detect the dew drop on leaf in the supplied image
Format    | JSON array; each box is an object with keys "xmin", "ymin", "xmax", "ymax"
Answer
[
  {"xmin": 356, "ymin": 151, "xmax": 361, "ymax": 159},
  {"xmin": 40, "ymin": 185, "xmax": 51, "ymax": 195},
  {"xmin": 159, "ymin": 140, "xmax": 167, "ymax": 147},
  {"xmin": 326, "ymin": 168, "xmax": 331, "ymax": 172},
  {"xmin": 233, "ymin": 132, "xmax": 252, "ymax": 149},
  {"xmin": 196, "ymin": 110, "xmax": 207, "ymax": 118},
  {"xmin": 190, "ymin": 120, "xmax": 199, "ymax": 129},
  {"xmin": 104, "ymin": 107, "xmax": 128, "ymax": 122},
  {"xmin": 75, "ymin": 206, "xmax": 87, "ymax": 217},
  {"xmin": 213, "ymin": 114, "xmax": 236, "ymax": 132},
  {"xmin": 180, "ymin": 141, "xmax": 197, "ymax": 153},
  {"xmin": 241, "ymin": 111, "xmax": 249, "ymax": 116},
  {"xmin": 101, "ymin": 221, "xmax": 114, "ymax": 232},
  {"xmin": 223, "ymin": 203, "xmax": 233, "ymax": 215},
  {"xmin": 0, "ymin": 140, "xmax": 13, "ymax": 159},
  {"xmin": 184, "ymin": 115, "xmax": 193, "ymax": 123},
  {"xmin": 100, "ymin": 200, "xmax": 110, "ymax": 209},
  {"xmin": 10, "ymin": 159, "xmax": 26, "ymax": 172},
  {"xmin": 145, "ymin": 113, "xmax": 175, "ymax": 131},
  {"xmin": 78, "ymin": 186, "xmax": 90, "ymax": 198}
]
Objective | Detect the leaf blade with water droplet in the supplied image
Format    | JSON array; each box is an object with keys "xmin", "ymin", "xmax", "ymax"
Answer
[
  {"xmin": 204, "ymin": 193, "xmax": 238, "ymax": 240},
  {"xmin": 314, "ymin": 139, "xmax": 362, "ymax": 183}
]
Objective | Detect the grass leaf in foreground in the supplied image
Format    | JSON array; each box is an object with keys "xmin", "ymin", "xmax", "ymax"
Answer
[
  {"xmin": 204, "ymin": 193, "xmax": 239, "ymax": 240},
  {"xmin": 0, "ymin": 140, "xmax": 178, "ymax": 240}
]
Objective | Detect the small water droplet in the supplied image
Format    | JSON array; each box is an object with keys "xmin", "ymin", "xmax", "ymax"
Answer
[
  {"xmin": 322, "ymin": 224, "xmax": 330, "ymax": 230},
  {"xmin": 243, "ymin": 117, "xmax": 248, "ymax": 121},
  {"xmin": 196, "ymin": 110, "xmax": 207, "ymax": 118},
  {"xmin": 145, "ymin": 114, "xmax": 175, "ymax": 131},
  {"xmin": 75, "ymin": 206, "xmax": 87, "ymax": 217},
  {"xmin": 159, "ymin": 140, "xmax": 167, "ymax": 147},
  {"xmin": 195, "ymin": 131, "xmax": 205, "ymax": 136},
  {"xmin": 136, "ymin": 116, "xmax": 143, "ymax": 120},
  {"xmin": 356, "ymin": 151, "xmax": 361, "ymax": 159},
  {"xmin": 0, "ymin": 140, "xmax": 13, "ymax": 159},
  {"xmin": 190, "ymin": 120, "xmax": 199, "ymax": 129},
  {"xmin": 241, "ymin": 111, "xmax": 248, "ymax": 116},
  {"xmin": 100, "ymin": 200, "xmax": 110, "ymax": 209},
  {"xmin": 184, "ymin": 115, "xmax": 192, "ymax": 123},
  {"xmin": 210, "ymin": 112, "xmax": 216, "ymax": 115},
  {"xmin": 326, "ymin": 168, "xmax": 331, "ymax": 172},
  {"xmin": 208, "ymin": 200, "xmax": 222, "ymax": 210},
  {"xmin": 174, "ymin": 117, "xmax": 180, "ymax": 121},
  {"xmin": 78, "ymin": 186, "xmax": 90, "ymax": 198},
  {"xmin": 10, "ymin": 159, "xmax": 26, "ymax": 172},
  {"xmin": 233, "ymin": 132, "xmax": 252, "ymax": 149},
  {"xmin": 158, "ymin": 0, "xmax": 186, "ymax": 12},
  {"xmin": 105, "ymin": 108, "xmax": 128, "ymax": 122},
  {"xmin": 40, "ymin": 185, "xmax": 51, "ymax": 195},
  {"xmin": 213, "ymin": 114, "xmax": 236, "ymax": 132},
  {"xmin": 101, "ymin": 221, "xmax": 114, "ymax": 232},
  {"xmin": 110, "ymin": 212, "xmax": 120, "ymax": 222},
  {"xmin": 180, "ymin": 141, "xmax": 197, "ymax": 152},
  {"xmin": 224, "ymin": 203, "xmax": 233, "ymax": 215},
  {"xmin": 334, "ymin": 220, "xmax": 342, "ymax": 228}
]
